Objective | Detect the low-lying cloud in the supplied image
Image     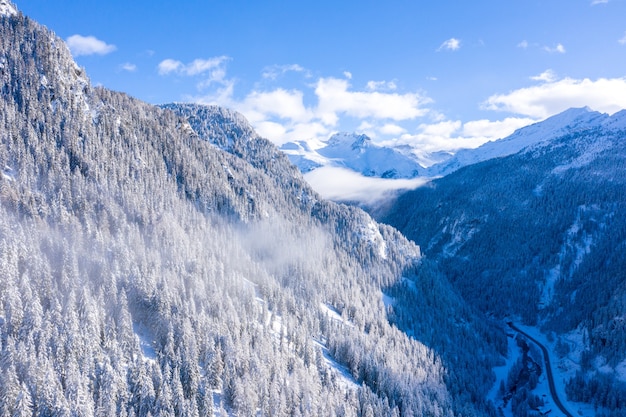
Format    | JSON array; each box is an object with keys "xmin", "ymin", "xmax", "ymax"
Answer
[{"xmin": 305, "ymin": 166, "xmax": 429, "ymax": 206}]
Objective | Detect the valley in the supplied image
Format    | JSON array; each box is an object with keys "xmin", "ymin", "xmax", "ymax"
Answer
[{"xmin": 1, "ymin": 2, "xmax": 626, "ymax": 416}]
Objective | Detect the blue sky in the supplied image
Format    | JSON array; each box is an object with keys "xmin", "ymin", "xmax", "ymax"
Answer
[{"xmin": 14, "ymin": 0, "xmax": 626, "ymax": 151}]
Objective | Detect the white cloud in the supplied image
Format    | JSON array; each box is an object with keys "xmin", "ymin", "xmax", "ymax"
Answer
[
  {"xmin": 343, "ymin": 71, "xmax": 353, "ymax": 80},
  {"xmin": 183, "ymin": 65, "xmax": 536, "ymax": 152},
  {"xmin": 461, "ymin": 117, "xmax": 536, "ymax": 140},
  {"xmin": 315, "ymin": 77, "xmax": 430, "ymax": 126},
  {"xmin": 437, "ymin": 38, "xmax": 461, "ymax": 52},
  {"xmin": 591, "ymin": 0, "xmax": 609, "ymax": 5},
  {"xmin": 66, "ymin": 35, "xmax": 116, "ymax": 57},
  {"xmin": 262, "ymin": 64, "xmax": 309, "ymax": 80},
  {"xmin": 420, "ymin": 120, "xmax": 462, "ymax": 138},
  {"xmin": 186, "ymin": 58, "xmax": 229, "ymax": 76},
  {"xmin": 483, "ymin": 76, "xmax": 626, "ymax": 118},
  {"xmin": 377, "ymin": 116, "xmax": 535, "ymax": 157},
  {"xmin": 304, "ymin": 166, "xmax": 428, "ymax": 205},
  {"xmin": 619, "ymin": 32, "xmax": 626, "ymax": 45},
  {"xmin": 253, "ymin": 120, "xmax": 287, "ymax": 141},
  {"xmin": 379, "ymin": 123, "xmax": 406, "ymax": 135},
  {"xmin": 158, "ymin": 56, "xmax": 229, "ymax": 76},
  {"xmin": 120, "ymin": 63, "xmax": 137, "ymax": 72},
  {"xmin": 196, "ymin": 67, "xmax": 228, "ymax": 90},
  {"xmin": 517, "ymin": 40, "xmax": 529, "ymax": 49},
  {"xmin": 383, "ymin": 120, "xmax": 465, "ymax": 153},
  {"xmin": 543, "ymin": 43, "xmax": 566, "ymax": 54},
  {"xmin": 190, "ymin": 72, "xmax": 432, "ymax": 145},
  {"xmin": 366, "ymin": 80, "xmax": 397, "ymax": 91},
  {"xmin": 239, "ymin": 89, "xmax": 312, "ymax": 123},
  {"xmin": 530, "ymin": 69, "xmax": 557, "ymax": 83},
  {"xmin": 157, "ymin": 59, "xmax": 183, "ymax": 75}
]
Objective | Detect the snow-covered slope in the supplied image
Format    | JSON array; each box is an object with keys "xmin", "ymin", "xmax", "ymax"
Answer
[
  {"xmin": 379, "ymin": 108, "xmax": 626, "ymax": 415},
  {"xmin": 281, "ymin": 132, "xmax": 425, "ymax": 178},
  {"xmin": 0, "ymin": 7, "xmax": 506, "ymax": 416},
  {"xmin": 282, "ymin": 108, "xmax": 624, "ymax": 186},
  {"xmin": 426, "ymin": 107, "xmax": 612, "ymax": 177}
]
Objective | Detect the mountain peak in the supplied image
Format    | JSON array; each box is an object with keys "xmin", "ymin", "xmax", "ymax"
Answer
[
  {"xmin": 0, "ymin": 0, "xmax": 17, "ymax": 16},
  {"xmin": 426, "ymin": 106, "xmax": 612, "ymax": 177},
  {"xmin": 541, "ymin": 106, "xmax": 604, "ymax": 128},
  {"xmin": 326, "ymin": 132, "xmax": 372, "ymax": 149},
  {"xmin": 601, "ymin": 109, "xmax": 626, "ymax": 131}
]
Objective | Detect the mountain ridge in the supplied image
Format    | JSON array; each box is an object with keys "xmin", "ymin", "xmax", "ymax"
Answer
[
  {"xmin": 283, "ymin": 107, "xmax": 626, "ymax": 193},
  {"xmin": 281, "ymin": 131, "xmax": 425, "ymax": 179},
  {"xmin": 0, "ymin": 7, "xmax": 505, "ymax": 416},
  {"xmin": 377, "ymin": 109, "xmax": 626, "ymax": 414}
]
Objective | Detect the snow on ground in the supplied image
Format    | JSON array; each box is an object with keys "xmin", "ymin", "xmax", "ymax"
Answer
[
  {"xmin": 312, "ymin": 339, "xmax": 360, "ymax": 391},
  {"xmin": 364, "ymin": 221, "xmax": 388, "ymax": 259},
  {"xmin": 381, "ymin": 292, "xmax": 395, "ymax": 309},
  {"xmin": 2, "ymin": 166, "xmax": 15, "ymax": 181},
  {"xmin": 552, "ymin": 134, "xmax": 610, "ymax": 174},
  {"xmin": 540, "ymin": 207, "xmax": 593, "ymax": 307},
  {"xmin": 320, "ymin": 302, "xmax": 347, "ymax": 325},
  {"xmin": 316, "ymin": 303, "xmax": 360, "ymax": 390},
  {"xmin": 487, "ymin": 331, "xmax": 523, "ymax": 417},
  {"xmin": 401, "ymin": 276, "xmax": 417, "ymax": 292},
  {"xmin": 133, "ymin": 323, "xmax": 157, "ymax": 363},
  {"xmin": 515, "ymin": 323, "xmax": 599, "ymax": 417},
  {"xmin": 211, "ymin": 390, "xmax": 236, "ymax": 416}
]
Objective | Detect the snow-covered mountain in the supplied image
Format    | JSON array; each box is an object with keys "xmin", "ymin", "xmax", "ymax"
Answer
[
  {"xmin": 281, "ymin": 132, "xmax": 425, "ymax": 178},
  {"xmin": 378, "ymin": 107, "xmax": 626, "ymax": 415},
  {"xmin": 0, "ymin": 4, "xmax": 505, "ymax": 416},
  {"xmin": 426, "ymin": 107, "xmax": 614, "ymax": 177},
  {"xmin": 284, "ymin": 108, "xmax": 624, "ymax": 191}
]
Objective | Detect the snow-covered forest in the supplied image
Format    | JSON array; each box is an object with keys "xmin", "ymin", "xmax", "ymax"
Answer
[
  {"xmin": 0, "ymin": 7, "xmax": 509, "ymax": 416},
  {"xmin": 379, "ymin": 115, "xmax": 626, "ymax": 416}
]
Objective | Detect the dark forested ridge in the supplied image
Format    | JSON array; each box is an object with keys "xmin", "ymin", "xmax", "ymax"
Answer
[
  {"xmin": 379, "ymin": 111, "xmax": 626, "ymax": 415},
  {"xmin": 0, "ymin": 5, "xmax": 505, "ymax": 416}
]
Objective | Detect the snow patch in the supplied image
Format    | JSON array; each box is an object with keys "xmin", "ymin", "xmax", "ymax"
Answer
[
  {"xmin": 381, "ymin": 292, "xmax": 395, "ymax": 308},
  {"xmin": 2, "ymin": 166, "xmax": 15, "ymax": 181},
  {"xmin": 540, "ymin": 206, "xmax": 594, "ymax": 307},
  {"xmin": 363, "ymin": 221, "xmax": 387, "ymax": 259},
  {"xmin": 320, "ymin": 302, "xmax": 345, "ymax": 324},
  {"xmin": 514, "ymin": 324, "xmax": 598, "ymax": 417},
  {"xmin": 552, "ymin": 134, "xmax": 611, "ymax": 174},
  {"xmin": 401, "ymin": 276, "xmax": 417, "ymax": 292},
  {"xmin": 428, "ymin": 107, "xmax": 608, "ymax": 177},
  {"xmin": 312, "ymin": 339, "xmax": 360, "ymax": 391},
  {"xmin": 487, "ymin": 332, "xmax": 523, "ymax": 417},
  {"xmin": 133, "ymin": 324, "xmax": 157, "ymax": 363}
]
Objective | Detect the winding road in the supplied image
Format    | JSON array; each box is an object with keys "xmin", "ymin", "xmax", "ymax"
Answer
[{"xmin": 507, "ymin": 322, "xmax": 575, "ymax": 417}]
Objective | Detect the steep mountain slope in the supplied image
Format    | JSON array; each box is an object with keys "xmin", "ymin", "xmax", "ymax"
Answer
[
  {"xmin": 281, "ymin": 132, "xmax": 425, "ymax": 178},
  {"xmin": 0, "ymin": 5, "xmax": 504, "ymax": 416},
  {"xmin": 379, "ymin": 109, "xmax": 626, "ymax": 413}
]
